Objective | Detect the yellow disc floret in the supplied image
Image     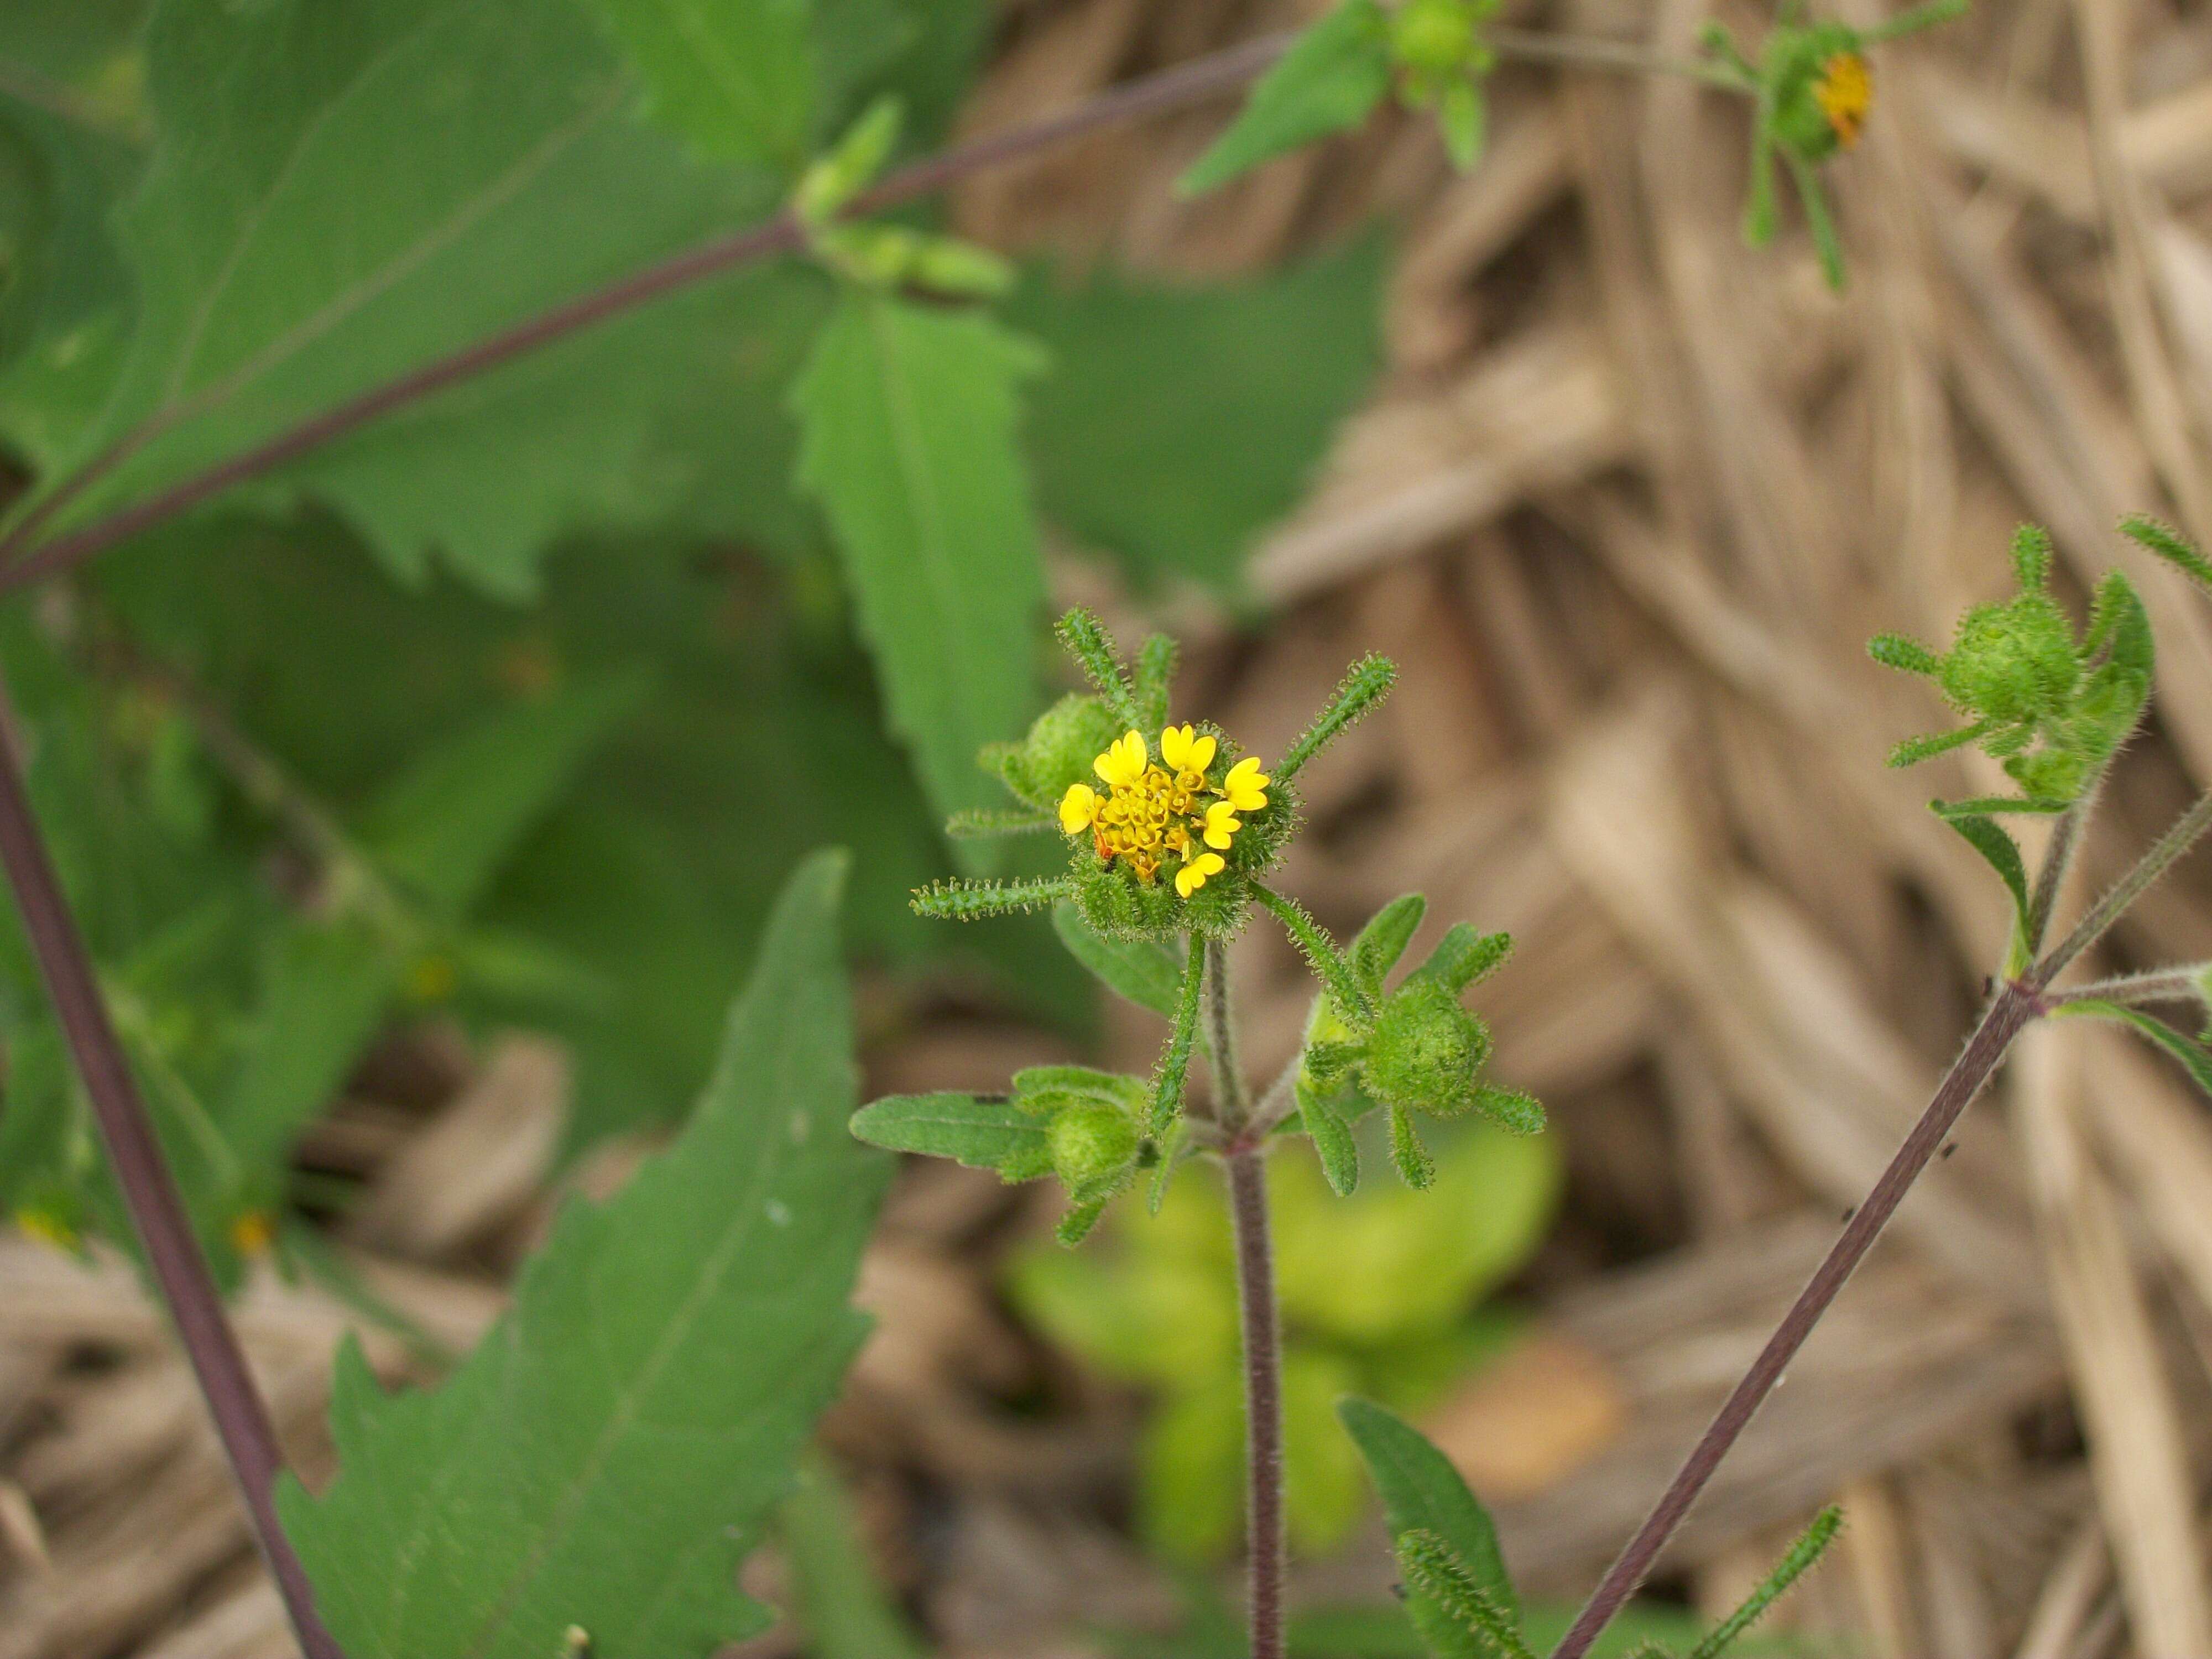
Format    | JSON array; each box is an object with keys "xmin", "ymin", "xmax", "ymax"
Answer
[
  {"xmin": 1059, "ymin": 725, "xmax": 1269, "ymax": 896},
  {"xmin": 1814, "ymin": 51, "xmax": 1871, "ymax": 149}
]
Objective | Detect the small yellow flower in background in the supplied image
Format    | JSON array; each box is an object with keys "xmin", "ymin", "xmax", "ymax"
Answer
[
  {"xmin": 1176, "ymin": 852, "xmax": 1227, "ymax": 898},
  {"xmin": 1203, "ymin": 800, "xmax": 1242, "ymax": 850},
  {"xmin": 1060, "ymin": 783, "xmax": 1101, "ymax": 834},
  {"xmin": 1814, "ymin": 50, "xmax": 1870, "ymax": 148},
  {"xmin": 229, "ymin": 1209, "xmax": 276, "ymax": 1258},
  {"xmin": 1058, "ymin": 723, "xmax": 1268, "ymax": 896},
  {"xmin": 17, "ymin": 1207, "xmax": 76, "ymax": 1253},
  {"xmin": 1159, "ymin": 724, "xmax": 1217, "ymax": 775},
  {"xmin": 1221, "ymin": 756, "xmax": 1270, "ymax": 813},
  {"xmin": 1095, "ymin": 729, "xmax": 1149, "ymax": 789}
]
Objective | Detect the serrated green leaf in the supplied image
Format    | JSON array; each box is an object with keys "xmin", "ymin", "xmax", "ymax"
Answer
[
  {"xmin": 1338, "ymin": 1396, "xmax": 1520, "ymax": 1656},
  {"xmin": 791, "ymin": 289, "xmax": 1047, "ymax": 831},
  {"xmin": 1010, "ymin": 238, "xmax": 1386, "ymax": 593},
  {"xmin": 2057, "ymin": 999, "xmax": 2212, "ymax": 1098},
  {"xmin": 849, "ymin": 1090, "xmax": 1048, "ymax": 1173},
  {"xmin": 1177, "ymin": 1, "xmax": 1393, "ymax": 196},
  {"xmin": 1, "ymin": 0, "xmax": 791, "ymax": 594},
  {"xmin": 1053, "ymin": 897, "xmax": 1182, "ymax": 1018},
  {"xmin": 359, "ymin": 672, "xmax": 650, "ymax": 919},
  {"xmin": 280, "ymin": 851, "xmax": 890, "ymax": 1658},
  {"xmin": 583, "ymin": 0, "xmax": 815, "ymax": 170}
]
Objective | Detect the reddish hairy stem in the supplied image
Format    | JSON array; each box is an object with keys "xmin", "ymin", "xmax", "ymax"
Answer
[
  {"xmin": 0, "ymin": 32, "xmax": 1292, "ymax": 593},
  {"xmin": 1548, "ymin": 980, "xmax": 2039, "ymax": 1659},
  {"xmin": 0, "ymin": 688, "xmax": 344, "ymax": 1658},
  {"xmin": 1227, "ymin": 1149, "xmax": 1287, "ymax": 1659}
]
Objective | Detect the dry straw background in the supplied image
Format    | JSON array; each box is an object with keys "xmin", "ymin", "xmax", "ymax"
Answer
[{"xmin": 9, "ymin": 0, "xmax": 2212, "ymax": 1652}]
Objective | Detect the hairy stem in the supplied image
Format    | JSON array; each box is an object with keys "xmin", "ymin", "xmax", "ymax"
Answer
[
  {"xmin": 1549, "ymin": 980, "xmax": 2039, "ymax": 1659},
  {"xmin": 2034, "ymin": 787, "xmax": 2212, "ymax": 984},
  {"xmin": 2021, "ymin": 795, "xmax": 2089, "ymax": 964},
  {"xmin": 0, "ymin": 688, "xmax": 344, "ymax": 1659},
  {"xmin": 1206, "ymin": 938, "xmax": 1252, "ymax": 1135},
  {"xmin": 1486, "ymin": 25, "xmax": 1750, "ymax": 91},
  {"xmin": 1226, "ymin": 1149, "xmax": 1286, "ymax": 1659},
  {"xmin": 2050, "ymin": 964, "xmax": 2210, "ymax": 1008}
]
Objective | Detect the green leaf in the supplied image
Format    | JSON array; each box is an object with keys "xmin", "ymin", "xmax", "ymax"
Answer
[
  {"xmin": 1395, "ymin": 1530, "xmax": 1534, "ymax": 1659},
  {"xmin": 849, "ymin": 1091, "xmax": 1048, "ymax": 1173},
  {"xmin": 2, "ymin": 0, "xmax": 790, "ymax": 594},
  {"xmin": 280, "ymin": 851, "xmax": 890, "ymax": 1658},
  {"xmin": 1338, "ymin": 1396, "xmax": 1520, "ymax": 1657},
  {"xmin": 1301, "ymin": 1079, "xmax": 1360, "ymax": 1197},
  {"xmin": 222, "ymin": 919, "xmax": 400, "ymax": 1174},
  {"xmin": 1931, "ymin": 793, "xmax": 2069, "ymax": 818},
  {"xmin": 583, "ymin": 0, "xmax": 816, "ymax": 170},
  {"xmin": 1938, "ymin": 812, "xmax": 2029, "ymax": 943},
  {"xmin": 1009, "ymin": 239, "xmax": 1386, "ymax": 592},
  {"xmin": 1053, "ymin": 897, "xmax": 1182, "ymax": 1018},
  {"xmin": 358, "ymin": 672, "xmax": 650, "ymax": 919},
  {"xmin": 2057, "ymin": 999, "xmax": 2212, "ymax": 1098},
  {"xmin": 791, "ymin": 288, "xmax": 1047, "ymax": 831},
  {"xmin": 1352, "ymin": 892, "xmax": 1427, "ymax": 998},
  {"xmin": 1177, "ymin": 1, "xmax": 1393, "ymax": 196},
  {"xmin": 780, "ymin": 1453, "xmax": 930, "ymax": 1659}
]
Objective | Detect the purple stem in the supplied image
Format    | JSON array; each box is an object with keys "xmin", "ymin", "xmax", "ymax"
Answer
[
  {"xmin": 0, "ymin": 688, "xmax": 345, "ymax": 1658},
  {"xmin": 1227, "ymin": 1149, "xmax": 1287, "ymax": 1659},
  {"xmin": 0, "ymin": 32, "xmax": 1292, "ymax": 595},
  {"xmin": 1547, "ymin": 980, "xmax": 2038, "ymax": 1659}
]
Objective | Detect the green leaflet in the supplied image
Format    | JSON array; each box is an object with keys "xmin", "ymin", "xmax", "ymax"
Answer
[
  {"xmin": 583, "ymin": 0, "xmax": 815, "ymax": 170},
  {"xmin": 1009, "ymin": 238, "xmax": 1387, "ymax": 593},
  {"xmin": 0, "ymin": 0, "xmax": 789, "ymax": 594},
  {"xmin": 790, "ymin": 288, "xmax": 1047, "ymax": 830},
  {"xmin": 1937, "ymin": 811, "xmax": 2029, "ymax": 958},
  {"xmin": 2058, "ymin": 999, "xmax": 2212, "ymax": 1098},
  {"xmin": 1177, "ymin": 0, "xmax": 1394, "ymax": 196},
  {"xmin": 849, "ymin": 1091, "xmax": 1048, "ymax": 1173},
  {"xmin": 780, "ymin": 1454, "xmax": 930, "ymax": 1659},
  {"xmin": 1338, "ymin": 1397, "xmax": 1520, "ymax": 1656},
  {"xmin": 1053, "ymin": 898, "xmax": 1184, "ymax": 1019},
  {"xmin": 280, "ymin": 852, "xmax": 891, "ymax": 1658},
  {"xmin": 358, "ymin": 671, "xmax": 651, "ymax": 919}
]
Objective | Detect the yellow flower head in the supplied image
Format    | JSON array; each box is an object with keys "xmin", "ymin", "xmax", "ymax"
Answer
[
  {"xmin": 1220, "ymin": 756, "xmax": 1271, "ymax": 813},
  {"xmin": 229, "ymin": 1209, "xmax": 276, "ymax": 1258},
  {"xmin": 1058, "ymin": 723, "xmax": 1267, "ymax": 895},
  {"xmin": 1094, "ymin": 729, "xmax": 1150, "ymax": 789},
  {"xmin": 1814, "ymin": 50, "xmax": 1871, "ymax": 148},
  {"xmin": 1176, "ymin": 852, "xmax": 1226, "ymax": 898},
  {"xmin": 1060, "ymin": 782, "xmax": 1100, "ymax": 834},
  {"xmin": 16, "ymin": 1207, "xmax": 76, "ymax": 1254}
]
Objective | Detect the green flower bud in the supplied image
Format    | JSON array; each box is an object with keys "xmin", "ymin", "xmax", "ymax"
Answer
[
  {"xmin": 1391, "ymin": 0, "xmax": 1478, "ymax": 77},
  {"xmin": 1767, "ymin": 23, "xmax": 1867, "ymax": 163},
  {"xmin": 1939, "ymin": 594, "xmax": 2077, "ymax": 726},
  {"xmin": 1361, "ymin": 979, "xmax": 1494, "ymax": 1117},
  {"xmin": 995, "ymin": 693, "xmax": 1123, "ymax": 809},
  {"xmin": 1048, "ymin": 1101, "xmax": 1139, "ymax": 1191}
]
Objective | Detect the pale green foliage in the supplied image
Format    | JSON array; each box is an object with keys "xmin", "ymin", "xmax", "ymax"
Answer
[
  {"xmin": 779, "ymin": 1455, "xmax": 930, "ymax": 1659},
  {"xmin": 280, "ymin": 852, "xmax": 890, "ymax": 1658},
  {"xmin": 791, "ymin": 290, "xmax": 1047, "ymax": 833},
  {"xmin": 1010, "ymin": 1130, "xmax": 1556, "ymax": 1558},
  {"xmin": 1053, "ymin": 899, "xmax": 1187, "ymax": 1019},
  {"xmin": 1177, "ymin": 1, "xmax": 1395, "ymax": 196},
  {"xmin": 2056, "ymin": 999, "xmax": 2212, "ymax": 1097},
  {"xmin": 584, "ymin": 0, "xmax": 816, "ymax": 169}
]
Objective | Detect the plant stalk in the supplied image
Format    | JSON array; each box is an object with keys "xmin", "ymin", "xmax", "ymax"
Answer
[
  {"xmin": 1548, "ymin": 979, "xmax": 2039, "ymax": 1659},
  {"xmin": 2034, "ymin": 786, "xmax": 2212, "ymax": 984},
  {"xmin": 1226, "ymin": 1148, "xmax": 1287, "ymax": 1659},
  {"xmin": 1486, "ymin": 26, "xmax": 1750, "ymax": 91},
  {"xmin": 1206, "ymin": 938, "xmax": 1252, "ymax": 1136},
  {"xmin": 0, "ymin": 688, "xmax": 345, "ymax": 1659}
]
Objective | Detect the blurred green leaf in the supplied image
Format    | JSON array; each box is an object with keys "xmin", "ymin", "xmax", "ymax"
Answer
[
  {"xmin": 584, "ymin": 0, "xmax": 815, "ymax": 169},
  {"xmin": 1053, "ymin": 897, "xmax": 1186, "ymax": 1019},
  {"xmin": 780, "ymin": 1452, "xmax": 930, "ymax": 1659},
  {"xmin": 791, "ymin": 289, "xmax": 1047, "ymax": 829},
  {"xmin": 1177, "ymin": 2, "xmax": 1392, "ymax": 196},
  {"xmin": 280, "ymin": 852, "xmax": 890, "ymax": 1658},
  {"xmin": 1011, "ymin": 238, "xmax": 1386, "ymax": 593}
]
